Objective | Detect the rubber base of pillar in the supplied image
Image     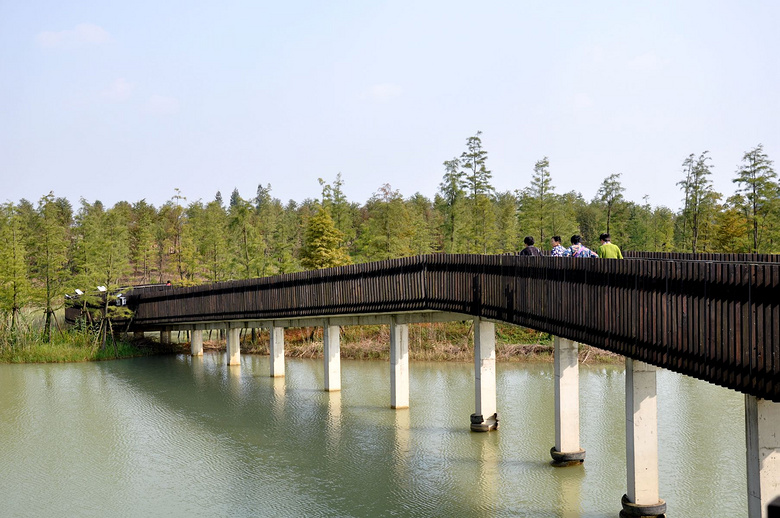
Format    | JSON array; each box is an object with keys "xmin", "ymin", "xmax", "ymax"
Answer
[
  {"xmin": 769, "ymin": 496, "xmax": 780, "ymax": 518},
  {"xmin": 619, "ymin": 494, "xmax": 666, "ymax": 517},
  {"xmin": 470, "ymin": 413, "xmax": 498, "ymax": 432},
  {"xmin": 549, "ymin": 447, "xmax": 585, "ymax": 467}
]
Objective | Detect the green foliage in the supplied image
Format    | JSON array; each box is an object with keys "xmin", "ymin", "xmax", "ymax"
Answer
[
  {"xmin": 459, "ymin": 131, "xmax": 495, "ymax": 253},
  {"xmin": 0, "ymin": 203, "xmax": 32, "ymax": 329},
  {"xmin": 129, "ymin": 200, "xmax": 157, "ymax": 283},
  {"xmin": 355, "ymin": 185, "xmax": 417, "ymax": 261},
  {"xmin": 0, "ymin": 322, "xmax": 151, "ymax": 363},
  {"xmin": 437, "ymin": 157, "xmax": 469, "ymax": 252},
  {"xmin": 595, "ymin": 173, "xmax": 627, "ymax": 239},
  {"xmin": 732, "ymin": 144, "xmax": 777, "ymax": 252},
  {"xmin": 676, "ymin": 151, "xmax": 720, "ymax": 252},
  {"xmin": 29, "ymin": 193, "xmax": 71, "ymax": 341},
  {"xmin": 0, "ymin": 142, "xmax": 777, "ymax": 339},
  {"xmin": 301, "ymin": 206, "xmax": 351, "ymax": 270},
  {"xmin": 519, "ymin": 157, "xmax": 555, "ymax": 244}
]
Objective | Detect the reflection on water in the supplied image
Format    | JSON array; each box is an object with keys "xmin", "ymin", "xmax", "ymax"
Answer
[{"xmin": 0, "ymin": 355, "xmax": 746, "ymax": 517}]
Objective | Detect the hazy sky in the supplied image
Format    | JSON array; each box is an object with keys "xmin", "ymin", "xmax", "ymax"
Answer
[{"xmin": 1, "ymin": 1, "xmax": 778, "ymax": 211}]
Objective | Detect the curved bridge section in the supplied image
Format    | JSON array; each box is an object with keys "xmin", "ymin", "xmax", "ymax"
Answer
[{"xmin": 128, "ymin": 253, "xmax": 779, "ymax": 402}]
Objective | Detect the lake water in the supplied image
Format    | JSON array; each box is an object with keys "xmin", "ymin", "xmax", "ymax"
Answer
[{"xmin": 0, "ymin": 354, "xmax": 746, "ymax": 517}]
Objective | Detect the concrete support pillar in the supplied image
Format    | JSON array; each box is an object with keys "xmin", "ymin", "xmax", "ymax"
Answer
[
  {"xmin": 471, "ymin": 318, "xmax": 498, "ymax": 432},
  {"xmin": 191, "ymin": 329, "xmax": 203, "ymax": 356},
  {"xmin": 550, "ymin": 337, "xmax": 585, "ymax": 466},
  {"xmin": 745, "ymin": 396, "xmax": 780, "ymax": 518},
  {"xmin": 269, "ymin": 326, "xmax": 285, "ymax": 378},
  {"xmin": 160, "ymin": 330, "xmax": 171, "ymax": 344},
  {"xmin": 226, "ymin": 326, "xmax": 241, "ymax": 366},
  {"xmin": 622, "ymin": 358, "xmax": 666, "ymax": 517},
  {"xmin": 390, "ymin": 317, "xmax": 409, "ymax": 409},
  {"xmin": 323, "ymin": 321, "xmax": 341, "ymax": 391},
  {"xmin": 133, "ymin": 331, "xmax": 144, "ymax": 340}
]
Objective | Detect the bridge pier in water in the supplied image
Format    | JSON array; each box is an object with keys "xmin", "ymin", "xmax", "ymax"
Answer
[
  {"xmin": 160, "ymin": 329, "xmax": 171, "ymax": 344},
  {"xmin": 323, "ymin": 320, "xmax": 341, "ymax": 391},
  {"xmin": 551, "ymin": 337, "xmax": 585, "ymax": 466},
  {"xmin": 269, "ymin": 325, "xmax": 285, "ymax": 377},
  {"xmin": 390, "ymin": 317, "xmax": 409, "ymax": 409},
  {"xmin": 622, "ymin": 358, "xmax": 666, "ymax": 517},
  {"xmin": 745, "ymin": 396, "xmax": 780, "ymax": 518},
  {"xmin": 471, "ymin": 318, "xmax": 498, "ymax": 432},
  {"xmin": 226, "ymin": 326, "xmax": 240, "ymax": 366},
  {"xmin": 191, "ymin": 329, "xmax": 203, "ymax": 356}
]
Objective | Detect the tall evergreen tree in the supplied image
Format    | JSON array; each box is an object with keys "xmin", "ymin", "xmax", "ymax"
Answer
[
  {"xmin": 406, "ymin": 193, "xmax": 439, "ymax": 255},
  {"xmin": 129, "ymin": 200, "xmax": 157, "ymax": 283},
  {"xmin": 0, "ymin": 203, "xmax": 32, "ymax": 331},
  {"xmin": 355, "ymin": 184, "xmax": 415, "ymax": 261},
  {"xmin": 519, "ymin": 157, "xmax": 556, "ymax": 245},
  {"xmin": 29, "ymin": 193, "xmax": 71, "ymax": 341},
  {"xmin": 437, "ymin": 157, "xmax": 467, "ymax": 253},
  {"xmin": 676, "ymin": 152, "xmax": 719, "ymax": 252},
  {"xmin": 459, "ymin": 131, "xmax": 494, "ymax": 252},
  {"xmin": 732, "ymin": 144, "xmax": 777, "ymax": 252},
  {"xmin": 194, "ymin": 200, "xmax": 229, "ymax": 282},
  {"xmin": 227, "ymin": 192, "xmax": 263, "ymax": 278},
  {"xmin": 300, "ymin": 206, "xmax": 351, "ymax": 269},
  {"xmin": 595, "ymin": 173, "xmax": 626, "ymax": 235},
  {"xmin": 493, "ymin": 191, "xmax": 520, "ymax": 252}
]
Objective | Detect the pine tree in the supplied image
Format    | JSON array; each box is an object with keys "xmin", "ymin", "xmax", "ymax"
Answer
[
  {"xmin": 595, "ymin": 173, "xmax": 626, "ymax": 236},
  {"xmin": 733, "ymin": 144, "xmax": 777, "ymax": 252},
  {"xmin": 194, "ymin": 200, "xmax": 229, "ymax": 282},
  {"xmin": 438, "ymin": 157, "xmax": 467, "ymax": 252},
  {"xmin": 406, "ymin": 193, "xmax": 439, "ymax": 255},
  {"xmin": 355, "ymin": 185, "xmax": 415, "ymax": 261},
  {"xmin": 0, "ymin": 203, "xmax": 32, "ymax": 331},
  {"xmin": 676, "ymin": 152, "xmax": 720, "ymax": 252},
  {"xmin": 493, "ymin": 191, "xmax": 520, "ymax": 252},
  {"xmin": 300, "ymin": 206, "xmax": 351, "ymax": 269},
  {"xmin": 459, "ymin": 131, "xmax": 494, "ymax": 253},
  {"xmin": 129, "ymin": 200, "xmax": 157, "ymax": 283},
  {"xmin": 29, "ymin": 193, "xmax": 71, "ymax": 341},
  {"xmin": 519, "ymin": 157, "xmax": 557, "ymax": 245},
  {"xmin": 227, "ymin": 192, "xmax": 263, "ymax": 278}
]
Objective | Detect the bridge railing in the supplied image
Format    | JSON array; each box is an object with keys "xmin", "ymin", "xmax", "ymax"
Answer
[
  {"xmin": 624, "ymin": 250, "xmax": 780, "ymax": 263},
  {"xmin": 128, "ymin": 253, "xmax": 779, "ymax": 401}
]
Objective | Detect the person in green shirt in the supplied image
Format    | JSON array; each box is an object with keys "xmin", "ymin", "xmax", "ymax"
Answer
[{"xmin": 597, "ymin": 233, "xmax": 623, "ymax": 259}]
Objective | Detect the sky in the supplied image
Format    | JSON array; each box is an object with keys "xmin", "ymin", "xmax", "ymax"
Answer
[{"xmin": 1, "ymin": 0, "xmax": 778, "ymax": 212}]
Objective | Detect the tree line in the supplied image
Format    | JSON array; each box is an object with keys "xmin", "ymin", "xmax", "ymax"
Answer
[{"xmin": 1, "ymin": 132, "xmax": 777, "ymax": 339}]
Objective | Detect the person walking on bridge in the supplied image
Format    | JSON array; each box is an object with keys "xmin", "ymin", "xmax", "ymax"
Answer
[
  {"xmin": 519, "ymin": 236, "xmax": 541, "ymax": 256},
  {"xmin": 563, "ymin": 235, "xmax": 598, "ymax": 258},
  {"xmin": 596, "ymin": 233, "xmax": 623, "ymax": 259},
  {"xmin": 550, "ymin": 236, "xmax": 566, "ymax": 257}
]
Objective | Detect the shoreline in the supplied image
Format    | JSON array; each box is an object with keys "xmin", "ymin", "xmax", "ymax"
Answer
[{"xmin": 187, "ymin": 339, "xmax": 623, "ymax": 364}]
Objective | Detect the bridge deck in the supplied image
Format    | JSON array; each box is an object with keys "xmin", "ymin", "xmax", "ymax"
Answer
[{"xmin": 127, "ymin": 253, "xmax": 780, "ymax": 402}]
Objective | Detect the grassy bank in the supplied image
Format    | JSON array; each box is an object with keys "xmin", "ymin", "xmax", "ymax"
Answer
[
  {"xmin": 184, "ymin": 322, "xmax": 622, "ymax": 364},
  {"xmin": 0, "ymin": 326, "xmax": 165, "ymax": 363}
]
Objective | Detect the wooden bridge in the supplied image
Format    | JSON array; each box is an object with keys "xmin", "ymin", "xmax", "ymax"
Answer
[{"xmin": 126, "ymin": 252, "xmax": 780, "ymax": 517}]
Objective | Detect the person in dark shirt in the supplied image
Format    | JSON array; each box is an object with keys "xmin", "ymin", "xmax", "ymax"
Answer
[{"xmin": 519, "ymin": 236, "xmax": 541, "ymax": 256}]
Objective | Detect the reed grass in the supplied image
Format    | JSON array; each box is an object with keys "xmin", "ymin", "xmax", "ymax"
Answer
[
  {"xmin": 0, "ymin": 314, "xmax": 158, "ymax": 363},
  {"xmin": 196, "ymin": 322, "xmax": 622, "ymax": 364}
]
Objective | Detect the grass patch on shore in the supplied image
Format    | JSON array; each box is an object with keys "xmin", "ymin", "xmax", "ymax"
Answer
[{"xmin": 0, "ymin": 326, "xmax": 163, "ymax": 364}]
